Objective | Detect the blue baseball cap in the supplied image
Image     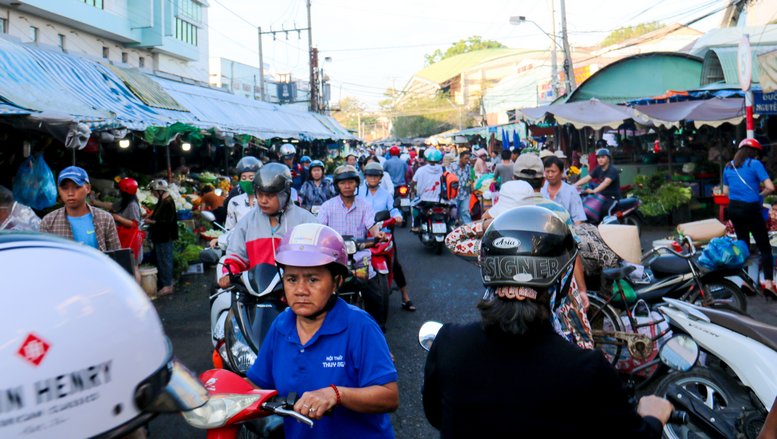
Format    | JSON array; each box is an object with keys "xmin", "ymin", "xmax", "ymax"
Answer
[{"xmin": 57, "ymin": 166, "xmax": 90, "ymax": 186}]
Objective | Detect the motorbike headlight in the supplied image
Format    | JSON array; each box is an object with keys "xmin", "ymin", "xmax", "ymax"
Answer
[
  {"xmin": 225, "ymin": 314, "xmax": 257, "ymax": 373},
  {"xmin": 182, "ymin": 394, "xmax": 261, "ymax": 429}
]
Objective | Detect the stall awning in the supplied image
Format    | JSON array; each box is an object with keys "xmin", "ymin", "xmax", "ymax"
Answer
[
  {"xmin": 0, "ymin": 37, "xmax": 173, "ymax": 130},
  {"xmin": 150, "ymin": 76, "xmax": 352, "ymax": 140},
  {"xmin": 519, "ymin": 99, "xmax": 648, "ymax": 129},
  {"xmin": 566, "ymin": 52, "xmax": 703, "ymax": 104},
  {"xmin": 0, "ymin": 102, "xmax": 31, "ymax": 115},
  {"xmin": 633, "ymin": 97, "xmax": 746, "ymax": 128}
]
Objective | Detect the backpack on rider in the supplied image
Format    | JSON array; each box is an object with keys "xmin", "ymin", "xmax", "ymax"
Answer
[{"xmin": 439, "ymin": 167, "xmax": 459, "ymax": 201}]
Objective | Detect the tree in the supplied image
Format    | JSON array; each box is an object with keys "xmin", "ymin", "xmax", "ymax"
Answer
[
  {"xmin": 332, "ymin": 96, "xmax": 372, "ymax": 133},
  {"xmin": 424, "ymin": 36, "xmax": 506, "ymax": 66},
  {"xmin": 387, "ymin": 93, "xmax": 477, "ymax": 138},
  {"xmin": 601, "ymin": 22, "xmax": 665, "ymax": 47}
]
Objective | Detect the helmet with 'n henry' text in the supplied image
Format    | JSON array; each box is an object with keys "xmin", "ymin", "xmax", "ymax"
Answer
[{"xmin": 0, "ymin": 234, "xmax": 207, "ymax": 439}]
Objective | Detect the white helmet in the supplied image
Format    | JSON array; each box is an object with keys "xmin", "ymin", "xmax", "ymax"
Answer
[
  {"xmin": 0, "ymin": 234, "xmax": 208, "ymax": 438},
  {"xmin": 279, "ymin": 143, "xmax": 296, "ymax": 158},
  {"xmin": 149, "ymin": 178, "xmax": 169, "ymax": 192}
]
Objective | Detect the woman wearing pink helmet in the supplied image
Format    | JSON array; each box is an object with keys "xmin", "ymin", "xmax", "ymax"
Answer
[{"xmin": 246, "ymin": 223, "xmax": 399, "ymax": 438}]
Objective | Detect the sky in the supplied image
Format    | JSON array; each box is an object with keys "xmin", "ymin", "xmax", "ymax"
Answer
[{"xmin": 207, "ymin": 0, "xmax": 730, "ymax": 110}]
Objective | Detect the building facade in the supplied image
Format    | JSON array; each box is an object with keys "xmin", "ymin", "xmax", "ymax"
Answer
[
  {"xmin": 0, "ymin": 0, "xmax": 209, "ymax": 82},
  {"xmin": 209, "ymin": 57, "xmax": 313, "ymax": 110}
]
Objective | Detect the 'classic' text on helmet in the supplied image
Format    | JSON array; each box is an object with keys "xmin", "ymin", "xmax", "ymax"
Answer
[
  {"xmin": 275, "ymin": 223, "xmax": 349, "ymax": 278},
  {"xmin": 235, "ymin": 156, "xmax": 262, "ymax": 175},
  {"xmin": 0, "ymin": 234, "xmax": 208, "ymax": 438},
  {"xmin": 118, "ymin": 177, "xmax": 139, "ymax": 195},
  {"xmin": 363, "ymin": 162, "xmax": 384, "ymax": 177},
  {"xmin": 480, "ymin": 205, "xmax": 577, "ymax": 289},
  {"xmin": 253, "ymin": 163, "xmax": 293, "ymax": 195}
]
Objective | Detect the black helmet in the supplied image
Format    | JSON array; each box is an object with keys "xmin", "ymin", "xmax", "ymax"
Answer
[
  {"xmin": 363, "ymin": 162, "xmax": 384, "ymax": 177},
  {"xmin": 253, "ymin": 163, "xmax": 292, "ymax": 194},
  {"xmin": 480, "ymin": 205, "xmax": 577, "ymax": 289},
  {"xmin": 235, "ymin": 156, "xmax": 262, "ymax": 175},
  {"xmin": 595, "ymin": 139, "xmax": 608, "ymax": 150}
]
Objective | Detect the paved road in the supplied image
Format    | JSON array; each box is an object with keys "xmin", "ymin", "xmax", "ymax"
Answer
[{"xmin": 148, "ymin": 225, "xmax": 777, "ymax": 437}]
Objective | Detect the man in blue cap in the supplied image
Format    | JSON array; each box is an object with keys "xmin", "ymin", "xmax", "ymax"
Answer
[{"xmin": 40, "ymin": 166, "xmax": 120, "ymax": 251}]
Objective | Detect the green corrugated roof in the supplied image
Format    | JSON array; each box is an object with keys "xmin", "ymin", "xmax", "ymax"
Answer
[
  {"xmin": 702, "ymin": 46, "xmax": 777, "ymax": 86},
  {"xmin": 567, "ymin": 52, "xmax": 703, "ymax": 103},
  {"xmin": 415, "ymin": 48, "xmax": 527, "ymax": 84}
]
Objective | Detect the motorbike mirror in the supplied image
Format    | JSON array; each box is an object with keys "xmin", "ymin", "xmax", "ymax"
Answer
[
  {"xmin": 418, "ymin": 321, "xmax": 443, "ymax": 352},
  {"xmin": 201, "ymin": 211, "xmax": 217, "ymax": 223},
  {"xmin": 374, "ymin": 210, "xmax": 391, "ymax": 223},
  {"xmin": 199, "ymin": 248, "xmax": 221, "ymax": 265},
  {"xmin": 214, "ymin": 188, "xmax": 224, "ymax": 197},
  {"xmin": 658, "ymin": 335, "xmax": 699, "ymax": 372}
]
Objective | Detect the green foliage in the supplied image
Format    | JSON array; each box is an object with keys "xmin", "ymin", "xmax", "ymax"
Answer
[
  {"xmin": 424, "ymin": 36, "xmax": 506, "ymax": 66},
  {"xmin": 631, "ymin": 173, "xmax": 692, "ymax": 217},
  {"xmin": 387, "ymin": 92, "xmax": 477, "ymax": 138},
  {"xmin": 173, "ymin": 222, "xmax": 199, "ymax": 278},
  {"xmin": 601, "ymin": 22, "xmax": 665, "ymax": 47}
]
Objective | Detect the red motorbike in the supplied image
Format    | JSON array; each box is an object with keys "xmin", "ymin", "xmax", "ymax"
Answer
[
  {"xmin": 370, "ymin": 217, "xmax": 396, "ymax": 287},
  {"xmin": 395, "ymin": 185, "xmax": 411, "ymax": 227},
  {"xmin": 182, "ymin": 368, "xmax": 313, "ymax": 439}
]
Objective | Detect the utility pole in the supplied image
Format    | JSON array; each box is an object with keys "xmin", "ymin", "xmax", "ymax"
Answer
[
  {"xmin": 549, "ymin": 0, "xmax": 559, "ymax": 99},
  {"xmin": 306, "ymin": 0, "xmax": 318, "ymax": 112},
  {"xmin": 559, "ymin": 0, "xmax": 576, "ymax": 93},
  {"xmin": 257, "ymin": 27, "xmax": 265, "ymax": 101}
]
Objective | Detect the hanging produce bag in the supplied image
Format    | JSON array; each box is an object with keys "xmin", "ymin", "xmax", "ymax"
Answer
[{"xmin": 13, "ymin": 153, "xmax": 57, "ymax": 210}]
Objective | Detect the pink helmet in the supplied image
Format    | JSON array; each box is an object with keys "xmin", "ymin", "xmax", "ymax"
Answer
[
  {"xmin": 275, "ymin": 224, "xmax": 348, "ymax": 275},
  {"xmin": 739, "ymin": 138, "xmax": 763, "ymax": 150}
]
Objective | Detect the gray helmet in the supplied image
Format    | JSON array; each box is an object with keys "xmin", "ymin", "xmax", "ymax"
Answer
[
  {"xmin": 279, "ymin": 143, "xmax": 296, "ymax": 158},
  {"xmin": 253, "ymin": 163, "xmax": 292, "ymax": 194},
  {"xmin": 363, "ymin": 162, "xmax": 384, "ymax": 177},
  {"xmin": 333, "ymin": 165, "xmax": 360, "ymax": 194},
  {"xmin": 149, "ymin": 178, "xmax": 169, "ymax": 192},
  {"xmin": 235, "ymin": 156, "xmax": 262, "ymax": 175}
]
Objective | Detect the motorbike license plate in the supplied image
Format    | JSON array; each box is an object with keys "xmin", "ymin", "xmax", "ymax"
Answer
[
  {"xmin": 432, "ymin": 222, "xmax": 446, "ymax": 234},
  {"xmin": 400, "ymin": 198, "xmax": 411, "ymax": 207}
]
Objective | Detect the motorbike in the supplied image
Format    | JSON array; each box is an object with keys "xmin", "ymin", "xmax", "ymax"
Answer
[
  {"xmin": 415, "ymin": 202, "xmax": 451, "ymax": 255},
  {"xmin": 582, "ymin": 192, "xmax": 643, "ymax": 233},
  {"xmin": 586, "ymin": 235, "xmax": 750, "ymax": 373},
  {"xmin": 394, "ymin": 185, "xmax": 411, "ymax": 227},
  {"xmin": 653, "ymin": 298, "xmax": 777, "ymax": 439},
  {"xmin": 339, "ymin": 211, "xmax": 394, "ymax": 309},
  {"xmin": 182, "ymin": 368, "xmax": 313, "ymax": 439}
]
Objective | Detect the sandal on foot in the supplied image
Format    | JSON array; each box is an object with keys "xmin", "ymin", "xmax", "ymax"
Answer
[{"xmin": 401, "ymin": 300, "xmax": 416, "ymax": 312}]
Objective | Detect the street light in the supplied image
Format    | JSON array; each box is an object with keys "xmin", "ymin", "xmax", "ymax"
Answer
[{"xmin": 509, "ymin": 15, "xmax": 561, "ymax": 100}]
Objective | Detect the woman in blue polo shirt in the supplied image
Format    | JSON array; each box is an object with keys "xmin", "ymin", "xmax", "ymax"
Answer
[
  {"xmin": 247, "ymin": 223, "xmax": 399, "ymax": 438},
  {"xmin": 723, "ymin": 138, "xmax": 776, "ymax": 296}
]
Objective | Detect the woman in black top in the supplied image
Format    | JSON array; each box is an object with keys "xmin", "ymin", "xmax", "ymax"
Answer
[
  {"xmin": 145, "ymin": 179, "xmax": 178, "ymax": 296},
  {"xmin": 422, "ymin": 206, "xmax": 672, "ymax": 438}
]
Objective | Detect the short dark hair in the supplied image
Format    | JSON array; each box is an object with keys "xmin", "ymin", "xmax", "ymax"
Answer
[
  {"xmin": 543, "ymin": 156, "xmax": 565, "ymax": 171},
  {"xmin": 0, "ymin": 185, "xmax": 13, "ymax": 208},
  {"xmin": 517, "ymin": 177, "xmax": 544, "ymax": 189},
  {"xmin": 477, "ymin": 289, "xmax": 550, "ymax": 336},
  {"xmin": 501, "ymin": 150, "xmax": 512, "ymax": 160},
  {"xmin": 460, "ymin": 151, "xmax": 471, "ymax": 159}
]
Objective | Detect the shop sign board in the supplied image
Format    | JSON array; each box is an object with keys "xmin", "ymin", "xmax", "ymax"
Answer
[{"xmin": 753, "ymin": 90, "xmax": 777, "ymax": 114}]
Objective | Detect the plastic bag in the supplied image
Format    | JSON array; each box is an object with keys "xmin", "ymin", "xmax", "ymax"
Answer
[
  {"xmin": 12, "ymin": 153, "xmax": 57, "ymax": 210},
  {"xmin": 697, "ymin": 236, "xmax": 749, "ymax": 270}
]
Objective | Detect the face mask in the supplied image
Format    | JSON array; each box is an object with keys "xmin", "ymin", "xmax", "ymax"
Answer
[{"xmin": 239, "ymin": 180, "xmax": 255, "ymax": 195}]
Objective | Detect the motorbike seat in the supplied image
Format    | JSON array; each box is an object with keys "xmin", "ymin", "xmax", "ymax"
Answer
[
  {"xmin": 613, "ymin": 197, "xmax": 639, "ymax": 211},
  {"xmin": 649, "ymin": 254, "xmax": 692, "ymax": 276},
  {"xmin": 602, "ymin": 265, "xmax": 636, "ymax": 281},
  {"xmin": 699, "ymin": 307, "xmax": 777, "ymax": 352}
]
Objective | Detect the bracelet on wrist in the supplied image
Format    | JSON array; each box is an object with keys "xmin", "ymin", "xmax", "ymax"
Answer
[{"xmin": 329, "ymin": 384, "xmax": 341, "ymax": 405}]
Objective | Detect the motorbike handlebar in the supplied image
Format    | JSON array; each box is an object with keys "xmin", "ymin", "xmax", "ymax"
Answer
[
  {"xmin": 263, "ymin": 403, "xmax": 314, "ymax": 428},
  {"xmin": 669, "ymin": 410, "xmax": 688, "ymax": 425}
]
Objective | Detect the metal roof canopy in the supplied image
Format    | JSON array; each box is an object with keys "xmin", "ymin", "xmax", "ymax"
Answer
[
  {"xmin": 566, "ymin": 52, "xmax": 703, "ymax": 104},
  {"xmin": 701, "ymin": 44, "xmax": 777, "ymax": 87}
]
